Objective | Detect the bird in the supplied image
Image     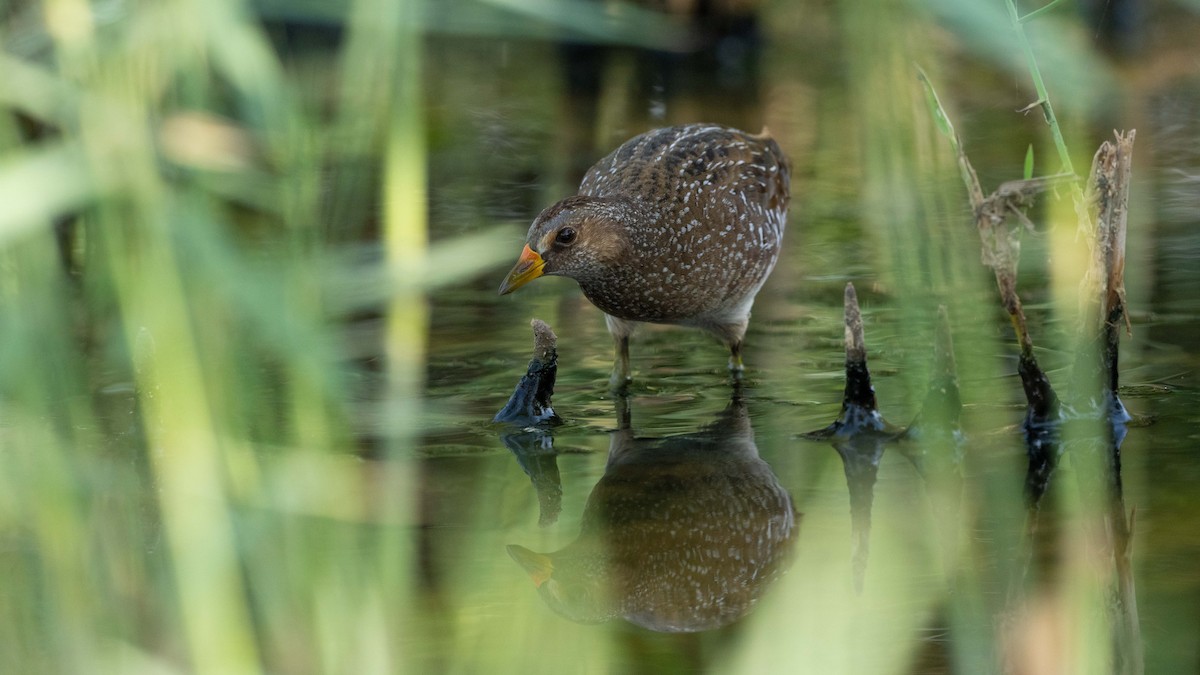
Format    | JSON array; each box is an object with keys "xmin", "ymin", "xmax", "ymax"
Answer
[{"xmin": 498, "ymin": 123, "xmax": 790, "ymax": 387}]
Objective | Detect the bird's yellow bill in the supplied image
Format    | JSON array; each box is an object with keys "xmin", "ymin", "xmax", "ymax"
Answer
[
  {"xmin": 498, "ymin": 244, "xmax": 545, "ymax": 295},
  {"xmin": 507, "ymin": 544, "xmax": 554, "ymax": 588}
]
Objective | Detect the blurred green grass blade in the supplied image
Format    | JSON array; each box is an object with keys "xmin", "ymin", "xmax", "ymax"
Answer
[
  {"xmin": 418, "ymin": 226, "xmax": 522, "ymax": 286},
  {"xmin": 1024, "ymin": 143, "xmax": 1035, "ymax": 180},
  {"xmin": 917, "ymin": 0, "xmax": 1022, "ymax": 68},
  {"xmin": 917, "ymin": 0, "xmax": 1113, "ymax": 116},
  {"xmin": 108, "ymin": 212, "xmax": 263, "ymax": 673},
  {"xmin": 130, "ymin": 329, "xmax": 262, "ymax": 674},
  {"xmin": 382, "ymin": 0, "xmax": 429, "ymax": 441},
  {"xmin": 324, "ymin": 0, "xmax": 403, "ymax": 237},
  {"xmin": 188, "ymin": 0, "xmax": 294, "ymax": 151},
  {"xmin": 251, "ymin": 0, "xmax": 688, "ymax": 47},
  {"xmin": 1019, "ymin": 0, "xmax": 1069, "ymax": 23},
  {"xmin": 1004, "ymin": 0, "xmax": 1074, "ymax": 175},
  {"xmin": 917, "ymin": 67, "xmax": 959, "ymax": 152},
  {"xmin": 0, "ymin": 142, "xmax": 109, "ymax": 243},
  {"xmin": 251, "ymin": 0, "xmax": 351, "ymax": 25},
  {"xmin": 0, "ymin": 55, "xmax": 80, "ymax": 127},
  {"xmin": 323, "ymin": 227, "xmax": 522, "ymax": 316},
  {"xmin": 473, "ymin": 0, "xmax": 687, "ymax": 48}
]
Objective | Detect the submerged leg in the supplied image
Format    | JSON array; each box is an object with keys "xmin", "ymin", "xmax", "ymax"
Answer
[
  {"xmin": 611, "ymin": 334, "xmax": 631, "ymax": 390},
  {"xmin": 711, "ymin": 312, "xmax": 749, "ymax": 380},
  {"xmin": 729, "ymin": 340, "xmax": 745, "ymax": 379},
  {"xmin": 605, "ymin": 315, "xmax": 636, "ymax": 390}
]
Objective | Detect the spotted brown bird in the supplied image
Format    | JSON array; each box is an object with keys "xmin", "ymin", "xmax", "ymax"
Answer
[{"xmin": 499, "ymin": 124, "xmax": 790, "ymax": 386}]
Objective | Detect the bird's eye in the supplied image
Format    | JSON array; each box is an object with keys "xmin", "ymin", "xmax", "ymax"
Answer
[{"xmin": 555, "ymin": 227, "xmax": 577, "ymax": 245}]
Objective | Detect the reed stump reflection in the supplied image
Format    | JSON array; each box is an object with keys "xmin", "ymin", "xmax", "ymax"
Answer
[{"xmin": 508, "ymin": 394, "xmax": 798, "ymax": 632}]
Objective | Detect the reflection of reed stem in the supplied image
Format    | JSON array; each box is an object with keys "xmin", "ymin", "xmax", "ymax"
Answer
[{"xmin": 1085, "ymin": 131, "xmax": 1142, "ymax": 675}]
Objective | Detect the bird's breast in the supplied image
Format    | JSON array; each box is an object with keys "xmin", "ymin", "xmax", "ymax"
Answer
[{"xmin": 576, "ymin": 216, "xmax": 782, "ymax": 323}]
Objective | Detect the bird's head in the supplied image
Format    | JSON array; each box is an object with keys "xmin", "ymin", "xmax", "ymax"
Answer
[
  {"xmin": 498, "ymin": 196, "xmax": 635, "ymax": 295},
  {"xmin": 506, "ymin": 544, "xmax": 616, "ymax": 624}
]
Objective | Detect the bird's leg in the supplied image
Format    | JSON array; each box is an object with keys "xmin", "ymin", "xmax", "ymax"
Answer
[
  {"xmin": 712, "ymin": 313, "xmax": 750, "ymax": 380},
  {"xmin": 605, "ymin": 314, "xmax": 635, "ymax": 391},
  {"xmin": 728, "ymin": 340, "xmax": 745, "ymax": 380},
  {"xmin": 610, "ymin": 334, "xmax": 632, "ymax": 391}
]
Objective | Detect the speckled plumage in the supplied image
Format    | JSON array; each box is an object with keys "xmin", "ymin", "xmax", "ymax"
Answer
[{"xmin": 501, "ymin": 124, "xmax": 791, "ymax": 384}]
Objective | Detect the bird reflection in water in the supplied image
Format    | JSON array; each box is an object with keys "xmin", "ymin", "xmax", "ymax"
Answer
[{"xmin": 507, "ymin": 392, "xmax": 799, "ymax": 632}]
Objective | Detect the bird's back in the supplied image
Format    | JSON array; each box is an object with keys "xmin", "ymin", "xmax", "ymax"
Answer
[{"xmin": 581, "ymin": 124, "xmax": 789, "ymax": 234}]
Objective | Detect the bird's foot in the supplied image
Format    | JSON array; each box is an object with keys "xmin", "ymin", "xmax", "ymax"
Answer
[
  {"xmin": 608, "ymin": 370, "xmax": 632, "ymax": 394},
  {"xmin": 727, "ymin": 342, "xmax": 747, "ymax": 385},
  {"xmin": 728, "ymin": 348, "xmax": 745, "ymax": 374}
]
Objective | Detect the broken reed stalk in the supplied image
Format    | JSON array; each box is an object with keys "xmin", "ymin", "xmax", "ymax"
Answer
[
  {"xmin": 495, "ymin": 319, "xmax": 564, "ymax": 525},
  {"xmin": 832, "ymin": 283, "xmax": 886, "ymax": 593},
  {"xmin": 829, "ymin": 283, "xmax": 892, "ymax": 434},
  {"xmin": 813, "ymin": 287, "xmax": 965, "ymax": 593},
  {"xmin": 841, "ymin": 283, "xmax": 877, "ymax": 415},
  {"xmin": 493, "ymin": 318, "xmax": 560, "ymax": 425},
  {"xmin": 1078, "ymin": 131, "xmax": 1136, "ymax": 407},
  {"xmin": 918, "ymin": 70, "xmax": 1061, "ymax": 421},
  {"xmin": 803, "ymin": 282, "xmax": 896, "ymax": 440},
  {"xmin": 1082, "ymin": 131, "xmax": 1143, "ymax": 675},
  {"xmin": 922, "ymin": 68, "xmax": 1143, "ymax": 671}
]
